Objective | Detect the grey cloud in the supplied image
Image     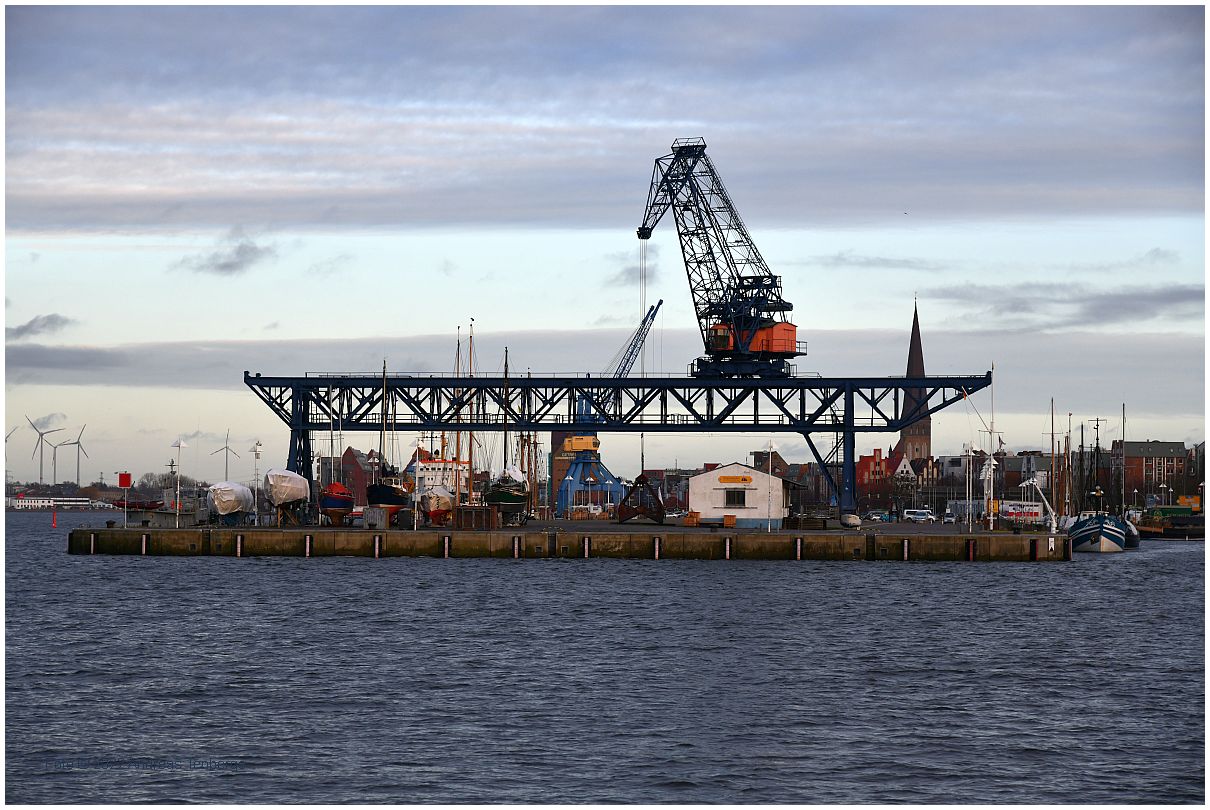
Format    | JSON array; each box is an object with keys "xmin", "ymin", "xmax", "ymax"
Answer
[
  {"xmin": 307, "ymin": 253, "xmax": 353, "ymax": 277},
  {"xmin": 801, "ymin": 251, "xmax": 946, "ymax": 272},
  {"xmin": 264, "ymin": 321, "xmax": 280, "ymax": 331},
  {"xmin": 923, "ymin": 282, "xmax": 1204, "ymax": 330},
  {"xmin": 173, "ymin": 227, "xmax": 276, "ymax": 276},
  {"xmin": 3, "ymin": 326, "xmax": 1202, "ymax": 424},
  {"xmin": 5, "ymin": 7, "xmax": 1201, "ymax": 232},
  {"xmin": 181, "ymin": 429, "xmax": 237, "ymax": 444},
  {"xmin": 591, "ymin": 313, "xmax": 633, "ymax": 327},
  {"xmin": 1063, "ymin": 247, "xmax": 1181, "ymax": 274},
  {"xmin": 604, "ymin": 244, "xmax": 659, "ymax": 287},
  {"xmin": 6, "ymin": 313, "xmax": 77, "ymax": 341},
  {"xmin": 31, "ymin": 412, "xmax": 67, "ymax": 430}
]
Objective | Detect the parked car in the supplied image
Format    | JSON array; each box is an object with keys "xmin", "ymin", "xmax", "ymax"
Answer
[
  {"xmin": 942, "ymin": 512, "xmax": 956, "ymax": 524},
  {"xmin": 863, "ymin": 510, "xmax": 892, "ymax": 522},
  {"xmin": 903, "ymin": 509, "xmax": 937, "ymax": 524}
]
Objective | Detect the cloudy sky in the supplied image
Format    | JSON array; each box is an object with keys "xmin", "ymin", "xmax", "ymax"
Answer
[{"xmin": 5, "ymin": 5, "xmax": 1204, "ymax": 487}]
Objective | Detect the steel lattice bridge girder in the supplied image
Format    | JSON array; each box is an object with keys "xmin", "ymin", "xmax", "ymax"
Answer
[{"xmin": 244, "ymin": 371, "xmax": 992, "ymax": 435}]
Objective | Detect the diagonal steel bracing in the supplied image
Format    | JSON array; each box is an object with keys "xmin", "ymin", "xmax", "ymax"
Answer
[{"xmin": 244, "ymin": 370, "xmax": 991, "ymax": 512}]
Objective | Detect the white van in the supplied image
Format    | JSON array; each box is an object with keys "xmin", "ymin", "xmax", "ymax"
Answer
[{"xmin": 903, "ymin": 509, "xmax": 936, "ymax": 523}]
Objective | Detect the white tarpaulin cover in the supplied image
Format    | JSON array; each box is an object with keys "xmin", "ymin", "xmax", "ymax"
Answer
[
  {"xmin": 264, "ymin": 468, "xmax": 310, "ymax": 506},
  {"xmin": 208, "ymin": 481, "xmax": 254, "ymax": 515},
  {"xmin": 503, "ymin": 465, "xmax": 526, "ymax": 483}
]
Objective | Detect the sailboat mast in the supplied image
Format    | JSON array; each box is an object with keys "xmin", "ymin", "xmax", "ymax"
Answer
[
  {"xmin": 503, "ymin": 347, "xmax": 510, "ymax": 470},
  {"xmin": 454, "ymin": 326, "xmax": 463, "ymax": 505},
  {"xmin": 468, "ymin": 320, "xmax": 475, "ymax": 503},
  {"xmin": 1121, "ymin": 403, "xmax": 1127, "ymax": 514},
  {"xmin": 378, "ymin": 359, "xmax": 387, "ymax": 484},
  {"xmin": 1050, "ymin": 398, "xmax": 1056, "ymax": 515}
]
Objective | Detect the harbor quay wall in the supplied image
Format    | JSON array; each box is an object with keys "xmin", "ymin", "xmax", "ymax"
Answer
[{"xmin": 66, "ymin": 529, "xmax": 1072, "ymax": 562}]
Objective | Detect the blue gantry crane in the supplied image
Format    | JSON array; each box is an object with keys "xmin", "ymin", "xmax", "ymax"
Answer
[
  {"xmin": 245, "ymin": 139, "xmax": 993, "ymax": 515},
  {"xmin": 556, "ymin": 299, "xmax": 663, "ymax": 517}
]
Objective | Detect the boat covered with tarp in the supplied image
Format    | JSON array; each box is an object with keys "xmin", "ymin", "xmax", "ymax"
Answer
[
  {"xmin": 208, "ymin": 482, "xmax": 255, "ymax": 516},
  {"xmin": 264, "ymin": 468, "xmax": 310, "ymax": 507}
]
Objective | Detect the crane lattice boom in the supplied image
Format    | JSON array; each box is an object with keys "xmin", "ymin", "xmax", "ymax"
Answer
[{"xmin": 638, "ymin": 137, "xmax": 802, "ymax": 378}]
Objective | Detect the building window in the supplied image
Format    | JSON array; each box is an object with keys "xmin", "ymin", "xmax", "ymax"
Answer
[{"xmin": 725, "ymin": 489, "xmax": 746, "ymax": 508}]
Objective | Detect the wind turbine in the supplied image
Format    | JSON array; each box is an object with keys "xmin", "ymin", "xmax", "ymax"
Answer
[
  {"xmin": 210, "ymin": 429, "xmax": 240, "ymax": 481},
  {"xmin": 26, "ymin": 416, "xmax": 63, "ymax": 484},
  {"xmin": 51, "ymin": 438, "xmax": 69, "ymax": 486},
  {"xmin": 6, "ymin": 427, "xmax": 18, "ymax": 443},
  {"xmin": 61, "ymin": 425, "xmax": 90, "ymax": 486}
]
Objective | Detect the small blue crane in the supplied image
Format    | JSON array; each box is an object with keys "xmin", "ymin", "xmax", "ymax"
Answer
[{"xmin": 557, "ymin": 300, "xmax": 663, "ymax": 517}]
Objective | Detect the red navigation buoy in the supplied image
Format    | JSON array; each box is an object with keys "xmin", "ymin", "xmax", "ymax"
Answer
[{"xmin": 52, "ymin": 510, "xmax": 57, "ymax": 529}]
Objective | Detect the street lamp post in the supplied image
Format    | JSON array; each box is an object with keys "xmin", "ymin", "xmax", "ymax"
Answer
[
  {"xmin": 1132, "ymin": 489, "xmax": 1138, "ymax": 509},
  {"xmin": 1160, "ymin": 483, "xmax": 1168, "ymax": 506},
  {"xmin": 249, "ymin": 441, "xmax": 263, "ymax": 526}
]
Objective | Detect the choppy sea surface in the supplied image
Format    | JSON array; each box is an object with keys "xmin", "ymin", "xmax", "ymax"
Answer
[{"xmin": 6, "ymin": 510, "xmax": 1204, "ymax": 803}]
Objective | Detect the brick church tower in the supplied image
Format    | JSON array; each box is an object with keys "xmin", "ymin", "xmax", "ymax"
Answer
[{"xmin": 894, "ymin": 302, "xmax": 931, "ymax": 461}]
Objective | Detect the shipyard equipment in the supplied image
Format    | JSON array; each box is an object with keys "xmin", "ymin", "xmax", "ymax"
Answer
[
  {"xmin": 245, "ymin": 138, "xmax": 993, "ymax": 513},
  {"xmin": 637, "ymin": 138, "xmax": 804, "ymax": 378},
  {"xmin": 557, "ymin": 300, "xmax": 664, "ymax": 517}
]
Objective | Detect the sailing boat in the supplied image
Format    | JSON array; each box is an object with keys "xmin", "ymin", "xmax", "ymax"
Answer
[
  {"xmin": 366, "ymin": 361, "xmax": 411, "ymax": 523},
  {"xmin": 1068, "ymin": 419, "xmax": 1128, "ymax": 553},
  {"xmin": 319, "ymin": 387, "xmax": 355, "ymax": 525},
  {"xmin": 483, "ymin": 348, "xmax": 530, "ymax": 526}
]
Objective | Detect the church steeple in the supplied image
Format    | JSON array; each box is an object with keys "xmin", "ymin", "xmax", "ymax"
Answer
[
  {"xmin": 894, "ymin": 300, "xmax": 931, "ymax": 462},
  {"xmin": 906, "ymin": 298, "xmax": 925, "ymax": 378}
]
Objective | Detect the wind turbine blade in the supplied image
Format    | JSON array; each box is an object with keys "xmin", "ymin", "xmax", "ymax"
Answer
[
  {"xmin": 210, "ymin": 447, "xmax": 224, "ymax": 455},
  {"xmin": 77, "ymin": 424, "xmax": 86, "ymax": 441},
  {"xmin": 5, "ymin": 427, "xmax": 17, "ymax": 441},
  {"xmin": 80, "ymin": 444, "xmax": 90, "ymax": 459},
  {"xmin": 26, "ymin": 415, "xmax": 37, "ymax": 430}
]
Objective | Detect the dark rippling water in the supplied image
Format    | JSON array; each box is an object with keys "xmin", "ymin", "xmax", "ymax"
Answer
[{"xmin": 6, "ymin": 511, "xmax": 1204, "ymax": 803}]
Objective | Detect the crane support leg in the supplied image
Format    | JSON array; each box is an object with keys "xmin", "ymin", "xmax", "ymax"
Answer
[
  {"xmin": 288, "ymin": 390, "xmax": 313, "ymax": 488},
  {"xmin": 841, "ymin": 385, "xmax": 857, "ymax": 513},
  {"xmin": 802, "ymin": 433, "xmax": 840, "ymax": 507}
]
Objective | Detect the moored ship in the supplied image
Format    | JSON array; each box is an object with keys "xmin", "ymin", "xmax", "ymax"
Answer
[
  {"xmin": 319, "ymin": 481, "xmax": 355, "ymax": 526},
  {"xmin": 1134, "ymin": 507, "xmax": 1205, "ymax": 540},
  {"xmin": 1068, "ymin": 510, "xmax": 1128, "ymax": 553}
]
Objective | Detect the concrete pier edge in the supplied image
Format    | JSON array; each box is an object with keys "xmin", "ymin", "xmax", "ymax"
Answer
[{"xmin": 68, "ymin": 528, "xmax": 1072, "ymax": 562}]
